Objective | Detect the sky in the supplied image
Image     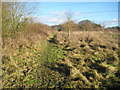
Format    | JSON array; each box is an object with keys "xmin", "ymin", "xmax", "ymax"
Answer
[
  {"xmin": 29, "ymin": 2, "xmax": 119, "ymax": 27},
  {"xmin": 4, "ymin": 0, "xmax": 120, "ymax": 2}
]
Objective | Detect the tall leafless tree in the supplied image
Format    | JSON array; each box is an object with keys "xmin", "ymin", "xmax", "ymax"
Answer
[
  {"xmin": 64, "ymin": 10, "xmax": 74, "ymax": 45},
  {"xmin": 2, "ymin": 2, "xmax": 35, "ymax": 37}
]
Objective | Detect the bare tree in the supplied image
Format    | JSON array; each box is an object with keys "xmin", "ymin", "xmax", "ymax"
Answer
[
  {"xmin": 2, "ymin": 2, "xmax": 36, "ymax": 37},
  {"xmin": 2, "ymin": 2, "xmax": 12, "ymax": 36},
  {"xmin": 64, "ymin": 10, "xmax": 74, "ymax": 45}
]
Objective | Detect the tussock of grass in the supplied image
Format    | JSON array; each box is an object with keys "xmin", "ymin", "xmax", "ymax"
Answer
[{"xmin": 2, "ymin": 31, "xmax": 120, "ymax": 88}]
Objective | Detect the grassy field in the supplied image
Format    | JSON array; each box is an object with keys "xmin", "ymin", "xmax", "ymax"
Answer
[
  {"xmin": 2, "ymin": 2, "xmax": 119, "ymax": 88},
  {"xmin": 2, "ymin": 30, "xmax": 120, "ymax": 88}
]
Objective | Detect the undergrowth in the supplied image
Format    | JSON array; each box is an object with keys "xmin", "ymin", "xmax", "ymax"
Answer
[{"xmin": 2, "ymin": 31, "xmax": 120, "ymax": 88}]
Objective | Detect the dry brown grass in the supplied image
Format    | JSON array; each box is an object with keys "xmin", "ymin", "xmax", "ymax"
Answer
[
  {"xmin": 56, "ymin": 31, "xmax": 119, "ymax": 49},
  {"xmin": 2, "ymin": 22, "xmax": 120, "ymax": 88},
  {"xmin": 2, "ymin": 22, "xmax": 54, "ymax": 57}
]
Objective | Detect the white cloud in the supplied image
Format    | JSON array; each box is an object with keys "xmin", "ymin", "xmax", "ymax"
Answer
[
  {"xmin": 50, "ymin": 11, "xmax": 65, "ymax": 16},
  {"xmin": 44, "ymin": 17, "xmax": 66, "ymax": 24},
  {"xmin": 99, "ymin": 19, "xmax": 118, "ymax": 27},
  {"xmin": 30, "ymin": 15, "xmax": 66, "ymax": 25},
  {"xmin": 50, "ymin": 11, "xmax": 81, "ymax": 17},
  {"xmin": 112, "ymin": 19, "xmax": 118, "ymax": 22},
  {"xmin": 30, "ymin": 11, "xmax": 82, "ymax": 25},
  {"xmin": 74, "ymin": 12, "xmax": 81, "ymax": 16}
]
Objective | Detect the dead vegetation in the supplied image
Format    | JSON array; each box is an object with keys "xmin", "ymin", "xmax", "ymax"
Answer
[
  {"xmin": 2, "ymin": 2, "xmax": 120, "ymax": 88},
  {"xmin": 3, "ymin": 27, "xmax": 120, "ymax": 88}
]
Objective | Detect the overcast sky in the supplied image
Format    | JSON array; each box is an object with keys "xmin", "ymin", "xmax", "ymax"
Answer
[{"xmin": 29, "ymin": 2, "xmax": 118, "ymax": 27}]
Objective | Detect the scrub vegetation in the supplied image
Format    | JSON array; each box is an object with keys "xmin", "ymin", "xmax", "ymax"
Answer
[{"xmin": 1, "ymin": 2, "xmax": 120, "ymax": 89}]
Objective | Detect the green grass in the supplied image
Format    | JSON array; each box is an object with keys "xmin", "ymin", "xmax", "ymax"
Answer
[{"xmin": 2, "ymin": 32, "xmax": 120, "ymax": 88}]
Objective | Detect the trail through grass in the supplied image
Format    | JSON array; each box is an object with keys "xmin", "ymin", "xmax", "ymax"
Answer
[{"xmin": 2, "ymin": 32, "xmax": 120, "ymax": 88}]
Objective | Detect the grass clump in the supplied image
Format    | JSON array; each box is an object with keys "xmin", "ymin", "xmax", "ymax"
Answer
[{"xmin": 2, "ymin": 31, "xmax": 120, "ymax": 88}]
